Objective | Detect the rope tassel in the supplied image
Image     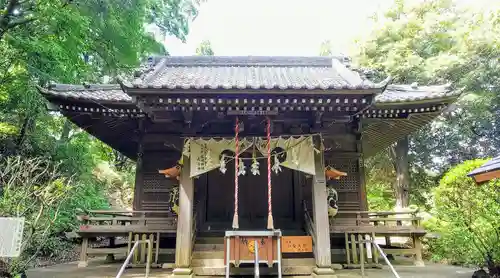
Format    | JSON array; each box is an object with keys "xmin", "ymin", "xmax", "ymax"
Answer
[
  {"xmin": 232, "ymin": 117, "xmax": 240, "ymax": 229},
  {"xmin": 266, "ymin": 117, "xmax": 274, "ymax": 230}
]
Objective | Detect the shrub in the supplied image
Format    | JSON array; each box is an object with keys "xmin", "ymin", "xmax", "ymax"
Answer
[{"xmin": 429, "ymin": 159, "xmax": 500, "ymax": 274}]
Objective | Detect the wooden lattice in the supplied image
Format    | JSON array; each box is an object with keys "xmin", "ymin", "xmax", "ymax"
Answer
[
  {"xmin": 326, "ymin": 158, "xmax": 360, "ymax": 192},
  {"xmin": 143, "ymin": 172, "xmax": 176, "ymax": 193}
]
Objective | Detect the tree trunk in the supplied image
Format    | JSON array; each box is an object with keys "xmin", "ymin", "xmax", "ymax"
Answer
[
  {"xmin": 58, "ymin": 119, "xmax": 72, "ymax": 143},
  {"xmin": 15, "ymin": 116, "xmax": 32, "ymax": 151},
  {"xmin": 390, "ymin": 136, "xmax": 410, "ymax": 208}
]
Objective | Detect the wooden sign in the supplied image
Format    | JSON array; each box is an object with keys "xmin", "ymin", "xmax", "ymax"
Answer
[
  {"xmin": 226, "ymin": 110, "xmax": 278, "ymax": 116},
  {"xmin": 281, "ymin": 236, "xmax": 313, "ymax": 253}
]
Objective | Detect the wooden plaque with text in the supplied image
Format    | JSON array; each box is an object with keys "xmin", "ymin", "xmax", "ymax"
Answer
[{"xmin": 281, "ymin": 236, "xmax": 313, "ymax": 253}]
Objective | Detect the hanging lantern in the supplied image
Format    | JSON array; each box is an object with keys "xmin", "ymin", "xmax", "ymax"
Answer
[
  {"xmin": 327, "ymin": 187, "xmax": 339, "ymax": 217},
  {"xmin": 325, "ymin": 166, "xmax": 347, "ymax": 180}
]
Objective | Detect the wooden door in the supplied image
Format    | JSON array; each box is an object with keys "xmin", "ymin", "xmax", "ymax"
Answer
[
  {"xmin": 203, "ymin": 161, "xmax": 297, "ymax": 230},
  {"xmin": 205, "ymin": 161, "xmax": 235, "ymax": 228}
]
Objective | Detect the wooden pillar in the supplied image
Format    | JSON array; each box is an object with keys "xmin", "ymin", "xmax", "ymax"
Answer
[
  {"xmin": 413, "ymin": 235, "xmax": 425, "ymax": 267},
  {"xmin": 172, "ymin": 155, "xmax": 194, "ymax": 278},
  {"xmin": 77, "ymin": 237, "xmax": 89, "ymax": 268},
  {"xmin": 311, "ymin": 139, "xmax": 337, "ymax": 278},
  {"xmin": 133, "ymin": 119, "xmax": 144, "ymax": 210}
]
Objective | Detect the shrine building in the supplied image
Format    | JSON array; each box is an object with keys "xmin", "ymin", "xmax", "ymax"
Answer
[{"xmin": 39, "ymin": 56, "xmax": 460, "ymax": 277}]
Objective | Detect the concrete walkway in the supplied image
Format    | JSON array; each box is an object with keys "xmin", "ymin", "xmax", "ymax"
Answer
[
  {"xmin": 27, "ymin": 259, "xmax": 476, "ymax": 278},
  {"xmin": 335, "ymin": 264, "xmax": 475, "ymax": 278}
]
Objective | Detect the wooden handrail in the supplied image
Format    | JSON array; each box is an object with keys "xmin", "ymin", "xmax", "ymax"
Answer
[
  {"xmin": 191, "ymin": 212, "xmax": 197, "ymax": 253},
  {"xmin": 357, "ymin": 217, "xmax": 422, "ymax": 222},
  {"xmin": 82, "ymin": 216, "xmax": 174, "ymax": 221},
  {"xmin": 86, "ymin": 210, "xmax": 173, "ymax": 215},
  {"xmin": 303, "ymin": 201, "xmax": 316, "ymax": 246},
  {"xmin": 336, "ymin": 210, "xmax": 419, "ymax": 215}
]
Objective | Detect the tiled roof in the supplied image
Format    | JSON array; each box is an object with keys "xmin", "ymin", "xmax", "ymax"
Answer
[
  {"xmin": 40, "ymin": 84, "xmax": 132, "ymax": 103},
  {"xmin": 39, "ymin": 82, "xmax": 458, "ymax": 105},
  {"xmin": 122, "ymin": 56, "xmax": 388, "ymax": 91},
  {"xmin": 376, "ymin": 83, "xmax": 457, "ymax": 104},
  {"xmin": 467, "ymin": 156, "xmax": 500, "ymax": 176}
]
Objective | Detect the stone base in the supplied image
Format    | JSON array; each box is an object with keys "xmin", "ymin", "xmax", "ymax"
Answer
[
  {"xmin": 312, "ymin": 267, "xmax": 338, "ymax": 278},
  {"xmin": 77, "ymin": 261, "xmax": 88, "ymax": 268},
  {"xmin": 170, "ymin": 267, "xmax": 194, "ymax": 278},
  {"xmin": 162, "ymin": 263, "xmax": 175, "ymax": 269},
  {"xmin": 414, "ymin": 260, "xmax": 425, "ymax": 267},
  {"xmin": 331, "ymin": 263, "xmax": 343, "ymax": 270}
]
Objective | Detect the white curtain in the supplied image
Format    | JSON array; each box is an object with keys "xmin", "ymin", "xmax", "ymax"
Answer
[{"xmin": 184, "ymin": 136, "xmax": 316, "ymax": 177}]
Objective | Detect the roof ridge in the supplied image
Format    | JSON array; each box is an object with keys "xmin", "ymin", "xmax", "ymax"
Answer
[
  {"xmin": 49, "ymin": 83, "xmax": 121, "ymax": 92},
  {"xmin": 147, "ymin": 55, "xmax": 349, "ymax": 68},
  {"xmin": 386, "ymin": 83, "xmax": 452, "ymax": 92}
]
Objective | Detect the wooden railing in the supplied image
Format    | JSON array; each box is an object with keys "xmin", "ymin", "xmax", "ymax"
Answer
[
  {"xmin": 330, "ymin": 210, "xmax": 424, "ymax": 235},
  {"xmin": 334, "ymin": 210, "xmax": 426, "ymax": 267},
  {"xmin": 303, "ymin": 201, "xmax": 316, "ymax": 246},
  {"xmin": 191, "ymin": 212, "xmax": 197, "ymax": 253},
  {"xmin": 76, "ymin": 209, "xmax": 178, "ymax": 268},
  {"xmin": 77, "ymin": 210, "xmax": 177, "ymax": 234}
]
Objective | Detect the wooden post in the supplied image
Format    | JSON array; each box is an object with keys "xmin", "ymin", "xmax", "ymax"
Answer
[
  {"xmin": 134, "ymin": 234, "xmax": 140, "ymax": 264},
  {"xmin": 350, "ymin": 234, "xmax": 358, "ymax": 264},
  {"xmin": 78, "ymin": 237, "xmax": 89, "ymax": 268},
  {"xmin": 344, "ymin": 232, "xmax": 351, "ymax": 265},
  {"xmin": 172, "ymin": 155, "xmax": 194, "ymax": 278},
  {"xmin": 155, "ymin": 232, "xmax": 160, "ymax": 264},
  {"xmin": 413, "ymin": 235, "xmax": 424, "ymax": 267},
  {"xmin": 311, "ymin": 140, "xmax": 337, "ymax": 278},
  {"xmin": 141, "ymin": 234, "xmax": 147, "ymax": 263},
  {"xmin": 134, "ymin": 118, "xmax": 144, "ymax": 210},
  {"xmin": 359, "ymin": 234, "xmax": 365, "ymax": 277},
  {"xmin": 371, "ymin": 232, "xmax": 379, "ymax": 264}
]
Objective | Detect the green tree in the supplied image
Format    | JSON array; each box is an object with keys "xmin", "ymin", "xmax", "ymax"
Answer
[
  {"xmin": 196, "ymin": 40, "xmax": 214, "ymax": 56},
  {"xmin": 319, "ymin": 40, "xmax": 333, "ymax": 56},
  {"xmin": 357, "ymin": 0, "xmax": 500, "ymax": 207},
  {"xmin": 0, "ymin": 0, "xmax": 200, "ymax": 274},
  {"xmin": 429, "ymin": 159, "xmax": 500, "ymax": 275}
]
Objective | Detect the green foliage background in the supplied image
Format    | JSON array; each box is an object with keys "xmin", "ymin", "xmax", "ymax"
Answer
[
  {"xmin": 0, "ymin": 0, "xmax": 199, "ymax": 275},
  {"xmin": 426, "ymin": 160, "xmax": 500, "ymax": 269},
  {"xmin": 358, "ymin": 0, "xmax": 499, "ymax": 271}
]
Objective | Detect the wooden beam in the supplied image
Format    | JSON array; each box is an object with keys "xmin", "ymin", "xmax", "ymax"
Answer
[
  {"xmin": 472, "ymin": 170, "xmax": 500, "ymax": 183},
  {"xmin": 174, "ymin": 154, "xmax": 194, "ymax": 271},
  {"xmin": 311, "ymin": 138, "xmax": 334, "ymax": 270},
  {"xmin": 133, "ymin": 119, "xmax": 144, "ymax": 210}
]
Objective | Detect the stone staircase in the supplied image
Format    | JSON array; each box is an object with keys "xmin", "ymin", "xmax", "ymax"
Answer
[{"xmin": 192, "ymin": 237, "xmax": 316, "ymax": 276}]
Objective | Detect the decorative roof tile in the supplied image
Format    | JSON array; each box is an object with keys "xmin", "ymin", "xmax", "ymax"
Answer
[
  {"xmin": 467, "ymin": 156, "xmax": 500, "ymax": 176},
  {"xmin": 376, "ymin": 83, "xmax": 457, "ymax": 104},
  {"xmin": 123, "ymin": 56, "xmax": 387, "ymax": 91},
  {"xmin": 40, "ymin": 84, "xmax": 132, "ymax": 103}
]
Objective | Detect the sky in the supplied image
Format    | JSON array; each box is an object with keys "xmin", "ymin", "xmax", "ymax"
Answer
[{"xmin": 162, "ymin": 0, "xmax": 496, "ymax": 57}]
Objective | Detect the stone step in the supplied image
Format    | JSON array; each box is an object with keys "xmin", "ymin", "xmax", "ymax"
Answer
[
  {"xmin": 192, "ymin": 250, "xmax": 224, "ymax": 259},
  {"xmin": 192, "ymin": 258, "xmax": 224, "ymax": 267},
  {"xmin": 195, "ymin": 237, "xmax": 224, "ymax": 244},
  {"xmin": 193, "ymin": 264, "xmax": 315, "ymax": 276},
  {"xmin": 194, "ymin": 243, "xmax": 224, "ymax": 251},
  {"xmin": 191, "ymin": 257, "xmax": 316, "ymax": 267}
]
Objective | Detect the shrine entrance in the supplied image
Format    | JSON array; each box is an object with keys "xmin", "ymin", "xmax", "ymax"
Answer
[{"xmin": 201, "ymin": 159, "xmax": 301, "ymax": 231}]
